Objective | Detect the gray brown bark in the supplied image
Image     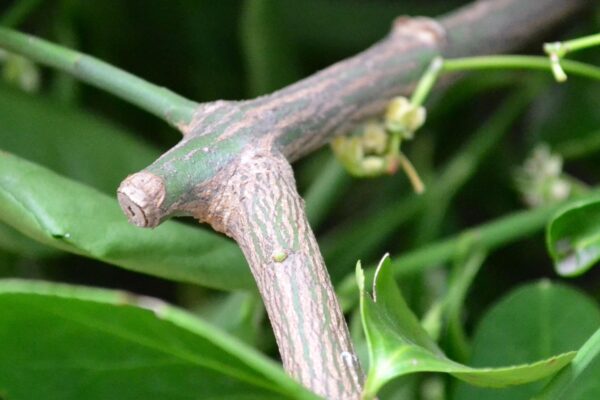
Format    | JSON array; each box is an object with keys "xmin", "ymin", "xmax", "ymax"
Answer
[{"xmin": 204, "ymin": 148, "xmax": 363, "ymax": 398}]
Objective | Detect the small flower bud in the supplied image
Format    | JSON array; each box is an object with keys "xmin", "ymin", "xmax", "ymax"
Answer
[
  {"xmin": 384, "ymin": 96, "xmax": 426, "ymax": 138},
  {"xmin": 361, "ymin": 121, "xmax": 388, "ymax": 154},
  {"xmin": 360, "ymin": 156, "xmax": 386, "ymax": 176},
  {"xmin": 516, "ymin": 145, "xmax": 572, "ymax": 207}
]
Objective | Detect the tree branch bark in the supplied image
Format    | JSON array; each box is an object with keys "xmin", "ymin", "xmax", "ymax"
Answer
[
  {"xmin": 211, "ymin": 149, "xmax": 363, "ymax": 397},
  {"xmin": 113, "ymin": 0, "xmax": 588, "ymax": 398}
]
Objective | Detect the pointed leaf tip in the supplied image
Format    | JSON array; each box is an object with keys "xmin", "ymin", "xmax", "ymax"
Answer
[
  {"xmin": 372, "ymin": 252, "xmax": 391, "ymax": 301},
  {"xmin": 355, "ymin": 260, "xmax": 365, "ymax": 293},
  {"xmin": 361, "ymin": 268, "xmax": 583, "ymax": 398}
]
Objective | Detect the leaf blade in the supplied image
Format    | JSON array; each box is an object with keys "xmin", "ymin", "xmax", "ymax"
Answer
[
  {"xmin": 0, "ymin": 152, "xmax": 253, "ymax": 290},
  {"xmin": 0, "ymin": 279, "xmax": 318, "ymax": 400},
  {"xmin": 454, "ymin": 281, "xmax": 600, "ymax": 400},
  {"xmin": 534, "ymin": 328, "xmax": 600, "ymax": 400},
  {"xmin": 547, "ymin": 196, "xmax": 600, "ymax": 276},
  {"xmin": 358, "ymin": 255, "xmax": 578, "ymax": 399}
]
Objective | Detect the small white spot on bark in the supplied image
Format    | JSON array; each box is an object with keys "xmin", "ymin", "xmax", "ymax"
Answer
[
  {"xmin": 272, "ymin": 249, "xmax": 288, "ymax": 263},
  {"xmin": 341, "ymin": 351, "xmax": 362, "ymax": 388}
]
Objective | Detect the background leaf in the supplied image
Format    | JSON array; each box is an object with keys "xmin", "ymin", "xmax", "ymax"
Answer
[
  {"xmin": 358, "ymin": 257, "xmax": 575, "ymax": 399},
  {"xmin": 240, "ymin": 0, "xmax": 302, "ymax": 97},
  {"xmin": 0, "ymin": 84, "xmax": 157, "ymax": 193},
  {"xmin": 0, "ymin": 152, "xmax": 252, "ymax": 290},
  {"xmin": 534, "ymin": 328, "xmax": 600, "ymax": 400},
  {"xmin": 0, "ymin": 279, "xmax": 317, "ymax": 400},
  {"xmin": 0, "ymin": 83, "xmax": 161, "ymax": 259},
  {"xmin": 546, "ymin": 196, "xmax": 600, "ymax": 276},
  {"xmin": 453, "ymin": 281, "xmax": 600, "ymax": 400}
]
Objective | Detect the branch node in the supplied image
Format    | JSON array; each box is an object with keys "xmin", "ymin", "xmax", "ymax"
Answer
[{"xmin": 391, "ymin": 16, "xmax": 447, "ymax": 48}]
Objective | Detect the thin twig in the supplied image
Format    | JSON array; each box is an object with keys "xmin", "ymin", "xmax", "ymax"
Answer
[{"xmin": 0, "ymin": 27, "xmax": 198, "ymax": 127}]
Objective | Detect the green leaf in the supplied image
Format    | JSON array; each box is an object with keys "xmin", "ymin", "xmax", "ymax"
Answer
[
  {"xmin": 534, "ymin": 328, "xmax": 600, "ymax": 400},
  {"xmin": 0, "ymin": 221, "xmax": 54, "ymax": 258},
  {"xmin": 0, "ymin": 279, "xmax": 318, "ymax": 400},
  {"xmin": 527, "ymin": 76, "xmax": 600, "ymax": 160},
  {"xmin": 0, "ymin": 151, "xmax": 253, "ymax": 290},
  {"xmin": 357, "ymin": 255, "xmax": 576, "ymax": 400},
  {"xmin": 454, "ymin": 281, "xmax": 600, "ymax": 400},
  {"xmin": 422, "ymin": 246, "xmax": 486, "ymax": 362},
  {"xmin": 547, "ymin": 196, "xmax": 600, "ymax": 276},
  {"xmin": 278, "ymin": 0, "xmax": 462, "ymax": 55},
  {"xmin": 240, "ymin": 0, "xmax": 302, "ymax": 96},
  {"xmin": 198, "ymin": 291, "xmax": 266, "ymax": 348},
  {"xmin": 0, "ymin": 85, "xmax": 157, "ymax": 194},
  {"xmin": 0, "ymin": 84, "xmax": 158, "ymax": 257}
]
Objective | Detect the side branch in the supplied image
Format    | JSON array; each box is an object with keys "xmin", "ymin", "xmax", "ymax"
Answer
[
  {"xmin": 116, "ymin": 0, "xmax": 588, "ymax": 230},
  {"xmin": 0, "ymin": 27, "xmax": 198, "ymax": 127}
]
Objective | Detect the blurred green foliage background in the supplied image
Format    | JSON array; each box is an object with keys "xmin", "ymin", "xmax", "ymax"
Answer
[{"xmin": 1, "ymin": 1, "xmax": 600, "ymax": 399}]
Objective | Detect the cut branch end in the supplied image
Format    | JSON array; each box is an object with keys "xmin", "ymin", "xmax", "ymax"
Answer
[{"xmin": 117, "ymin": 172, "xmax": 166, "ymax": 228}]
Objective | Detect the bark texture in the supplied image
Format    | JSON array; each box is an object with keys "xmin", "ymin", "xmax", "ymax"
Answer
[
  {"xmin": 117, "ymin": 0, "xmax": 589, "ymax": 398},
  {"xmin": 208, "ymin": 149, "xmax": 363, "ymax": 398}
]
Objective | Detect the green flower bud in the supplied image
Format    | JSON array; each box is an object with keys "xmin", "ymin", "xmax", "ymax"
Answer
[
  {"xmin": 516, "ymin": 145, "xmax": 572, "ymax": 207},
  {"xmin": 360, "ymin": 156, "xmax": 386, "ymax": 176},
  {"xmin": 361, "ymin": 121, "xmax": 388, "ymax": 154},
  {"xmin": 384, "ymin": 96, "xmax": 426, "ymax": 139}
]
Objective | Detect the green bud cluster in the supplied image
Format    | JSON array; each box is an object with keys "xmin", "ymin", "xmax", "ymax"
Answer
[
  {"xmin": 385, "ymin": 96, "xmax": 426, "ymax": 139},
  {"xmin": 330, "ymin": 96, "xmax": 426, "ymax": 184}
]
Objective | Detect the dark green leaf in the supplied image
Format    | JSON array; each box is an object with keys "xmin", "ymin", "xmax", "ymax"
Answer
[
  {"xmin": 454, "ymin": 281, "xmax": 600, "ymax": 400},
  {"xmin": 240, "ymin": 0, "xmax": 302, "ymax": 96},
  {"xmin": 547, "ymin": 196, "xmax": 600, "ymax": 276},
  {"xmin": 534, "ymin": 328, "xmax": 600, "ymax": 400},
  {"xmin": 422, "ymin": 247, "xmax": 486, "ymax": 362},
  {"xmin": 0, "ymin": 84, "xmax": 158, "ymax": 257},
  {"xmin": 0, "ymin": 85, "xmax": 157, "ymax": 194},
  {"xmin": 198, "ymin": 291, "xmax": 266, "ymax": 348},
  {"xmin": 358, "ymin": 255, "xmax": 575, "ymax": 400},
  {"xmin": 279, "ymin": 0, "xmax": 462, "ymax": 55},
  {"xmin": 0, "ymin": 152, "xmax": 252, "ymax": 290},
  {"xmin": 0, "ymin": 279, "xmax": 317, "ymax": 400},
  {"xmin": 527, "ymin": 77, "xmax": 600, "ymax": 160},
  {"xmin": 0, "ymin": 221, "xmax": 54, "ymax": 258}
]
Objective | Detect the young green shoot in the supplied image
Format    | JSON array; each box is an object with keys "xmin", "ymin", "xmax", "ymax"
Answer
[{"xmin": 544, "ymin": 32, "xmax": 600, "ymax": 82}]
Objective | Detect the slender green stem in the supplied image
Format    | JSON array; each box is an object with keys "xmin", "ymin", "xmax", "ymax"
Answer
[
  {"xmin": 410, "ymin": 56, "xmax": 443, "ymax": 107},
  {"xmin": 445, "ymin": 248, "xmax": 486, "ymax": 362},
  {"xmin": 0, "ymin": 0, "xmax": 43, "ymax": 28},
  {"xmin": 443, "ymin": 56, "xmax": 600, "ymax": 82},
  {"xmin": 408, "ymin": 54, "xmax": 600, "ymax": 108},
  {"xmin": 51, "ymin": 0, "xmax": 80, "ymax": 104},
  {"xmin": 0, "ymin": 27, "xmax": 198, "ymax": 127},
  {"xmin": 544, "ymin": 33, "xmax": 600, "ymax": 82},
  {"xmin": 557, "ymin": 130, "xmax": 600, "ymax": 160},
  {"xmin": 304, "ymin": 155, "xmax": 352, "ymax": 230},
  {"xmin": 337, "ymin": 188, "xmax": 600, "ymax": 310},
  {"xmin": 549, "ymin": 33, "xmax": 600, "ymax": 56}
]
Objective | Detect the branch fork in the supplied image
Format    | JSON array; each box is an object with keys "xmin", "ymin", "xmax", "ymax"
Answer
[{"xmin": 112, "ymin": 2, "xmax": 587, "ymax": 397}]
